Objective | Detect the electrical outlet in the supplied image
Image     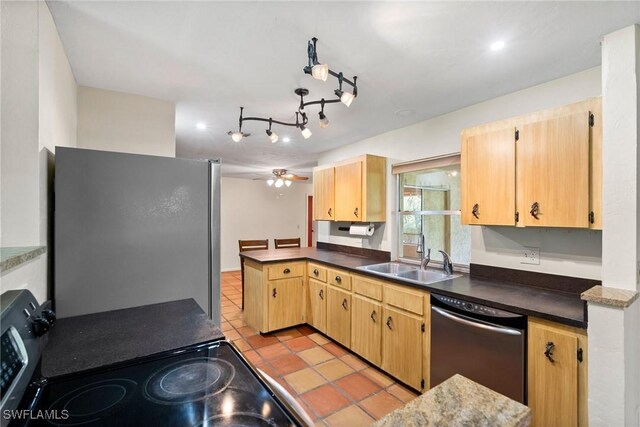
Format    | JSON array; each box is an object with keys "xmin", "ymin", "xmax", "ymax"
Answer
[{"xmin": 521, "ymin": 247, "xmax": 540, "ymax": 265}]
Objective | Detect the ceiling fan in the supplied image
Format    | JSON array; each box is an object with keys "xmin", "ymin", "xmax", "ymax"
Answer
[{"xmin": 256, "ymin": 169, "xmax": 309, "ymax": 188}]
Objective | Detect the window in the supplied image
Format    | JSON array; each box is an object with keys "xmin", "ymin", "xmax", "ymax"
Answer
[{"xmin": 395, "ymin": 157, "xmax": 470, "ymax": 267}]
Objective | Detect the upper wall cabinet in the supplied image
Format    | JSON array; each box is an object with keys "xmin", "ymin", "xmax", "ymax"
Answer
[
  {"xmin": 461, "ymin": 97, "xmax": 602, "ymax": 229},
  {"xmin": 313, "ymin": 154, "xmax": 386, "ymax": 222}
]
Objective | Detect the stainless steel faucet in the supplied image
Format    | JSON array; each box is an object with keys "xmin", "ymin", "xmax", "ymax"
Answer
[
  {"xmin": 416, "ymin": 235, "xmax": 431, "ymax": 270},
  {"xmin": 438, "ymin": 250, "xmax": 453, "ymax": 275}
]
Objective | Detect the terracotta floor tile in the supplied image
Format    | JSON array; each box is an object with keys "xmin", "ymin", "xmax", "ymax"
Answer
[
  {"xmin": 298, "ymin": 347, "xmax": 334, "ymax": 366},
  {"xmin": 386, "ymin": 384, "xmax": 419, "ymax": 403},
  {"xmin": 308, "ymin": 333, "xmax": 331, "ymax": 345},
  {"xmin": 301, "ymin": 384, "xmax": 350, "ymax": 418},
  {"xmin": 221, "ymin": 299, "xmax": 235, "ymax": 307},
  {"xmin": 270, "ymin": 353, "xmax": 308, "ymax": 377},
  {"xmin": 322, "ymin": 342, "xmax": 349, "ymax": 358},
  {"xmin": 257, "ymin": 342, "xmax": 291, "ymax": 361},
  {"xmin": 243, "ymin": 349, "xmax": 262, "ymax": 365},
  {"xmin": 296, "ymin": 325, "xmax": 316, "ymax": 336},
  {"xmin": 314, "ymin": 358, "xmax": 355, "ymax": 381},
  {"xmin": 284, "ymin": 368, "xmax": 327, "ymax": 394},
  {"xmin": 285, "ymin": 336, "xmax": 317, "ymax": 352},
  {"xmin": 359, "ymin": 391, "xmax": 404, "ymax": 419},
  {"xmin": 236, "ymin": 326, "xmax": 258, "ymax": 337},
  {"xmin": 361, "ymin": 367, "xmax": 394, "ymax": 388},
  {"xmin": 324, "ymin": 404, "xmax": 375, "ymax": 427},
  {"xmin": 274, "ymin": 328, "xmax": 303, "ymax": 342},
  {"xmin": 232, "ymin": 339, "xmax": 251, "ymax": 352},
  {"xmin": 224, "ymin": 329, "xmax": 240, "ymax": 341},
  {"xmin": 229, "ymin": 318, "xmax": 245, "ymax": 328},
  {"xmin": 221, "ymin": 322, "xmax": 234, "ymax": 332},
  {"xmin": 339, "ymin": 354, "xmax": 368, "ymax": 371},
  {"xmin": 335, "ymin": 373, "xmax": 381, "ymax": 401},
  {"xmin": 246, "ymin": 334, "xmax": 280, "ymax": 349}
]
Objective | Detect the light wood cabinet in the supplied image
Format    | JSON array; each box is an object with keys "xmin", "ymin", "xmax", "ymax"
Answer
[
  {"xmin": 461, "ymin": 97, "xmax": 602, "ymax": 229},
  {"xmin": 307, "ymin": 279, "xmax": 327, "ymax": 333},
  {"xmin": 461, "ymin": 127, "xmax": 517, "ymax": 225},
  {"xmin": 381, "ymin": 306, "xmax": 424, "ymax": 390},
  {"xmin": 351, "ymin": 295, "xmax": 382, "ymax": 365},
  {"xmin": 528, "ymin": 318, "xmax": 587, "ymax": 427},
  {"xmin": 313, "ymin": 154, "xmax": 386, "ymax": 222},
  {"xmin": 268, "ymin": 277, "xmax": 304, "ymax": 331},
  {"xmin": 313, "ymin": 167, "xmax": 335, "ymax": 220},
  {"xmin": 326, "ymin": 285, "xmax": 351, "ymax": 347}
]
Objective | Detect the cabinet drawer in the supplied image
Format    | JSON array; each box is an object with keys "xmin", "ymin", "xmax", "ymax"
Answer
[
  {"xmin": 384, "ymin": 284, "xmax": 424, "ymax": 315},
  {"xmin": 268, "ymin": 263, "xmax": 304, "ymax": 281},
  {"xmin": 352, "ymin": 275, "xmax": 382, "ymax": 301},
  {"xmin": 328, "ymin": 268, "xmax": 351, "ymax": 290},
  {"xmin": 308, "ymin": 263, "xmax": 327, "ymax": 282}
]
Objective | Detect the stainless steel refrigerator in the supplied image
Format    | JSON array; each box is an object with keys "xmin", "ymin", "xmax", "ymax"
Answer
[{"xmin": 54, "ymin": 147, "xmax": 221, "ymax": 324}]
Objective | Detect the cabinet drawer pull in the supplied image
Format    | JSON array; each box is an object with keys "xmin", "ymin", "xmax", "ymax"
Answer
[
  {"xmin": 313, "ymin": 268, "xmax": 319, "ymax": 276},
  {"xmin": 328, "ymin": 208, "xmax": 332, "ymax": 217},
  {"xmin": 472, "ymin": 203, "xmax": 479, "ymax": 219},
  {"xmin": 319, "ymin": 289, "xmax": 324, "ymax": 300},
  {"xmin": 370, "ymin": 310, "xmax": 377, "ymax": 322},
  {"xmin": 342, "ymin": 299, "xmax": 348, "ymax": 310},
  {"xmin": 354, "ymin": 207, "xmax": 359, "ymax": 218},
  {"xmin": 386, "ymin": 316, "xmax": 393, "ymax": 329},
  {"xmin": 272, "ymin": 288, "xmax": 277, "ymax": 298},
  {"xmin": 283, "ymin": 268, "xmax": 291, "ymax": 274},
  {"xmin": 335, "ymin": 275, "xmax": 342, "ymax": 283},
  {"xmin": 530, "ymin": 202, "xmax": 540, "ymax": 220},
  {"xmin": 544, "ymin": 341, "xmax": 555, "ymax": 363}
]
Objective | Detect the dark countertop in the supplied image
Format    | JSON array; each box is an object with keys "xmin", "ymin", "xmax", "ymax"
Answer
[
  {"xmin": 42, "ymin": 299, "xmax": 224, "ymax": 378},
  {"xmin": 241, "ymin": 248, "xmax": 587, "ymax": 328}
]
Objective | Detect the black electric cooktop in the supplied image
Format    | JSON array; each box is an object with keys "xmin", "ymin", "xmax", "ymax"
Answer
[{"xmin": 20, "ymin": 341, "xmax": 300, "ymax": 426}]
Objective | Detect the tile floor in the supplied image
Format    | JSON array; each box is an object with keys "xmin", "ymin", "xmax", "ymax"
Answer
[{"xmin": 221, "ymin": 271, "xmax": 419, "ymax": 426}]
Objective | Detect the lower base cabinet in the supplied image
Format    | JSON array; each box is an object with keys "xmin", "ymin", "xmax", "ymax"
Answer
[
  {"xmin": 268, "ymin": 277, "xmax": 304, "ymax": 331},
  {"xmin": 351, "ymin": 295, "xmax": 382, "ymax": 366},
  {"xmin": 307, "ymin": 279, "xmax": 327, "ymax": 333},
  {"xmin": 327, "ymin": 286, "xmax": 351, "ymax": 347},
  {"xmin": 381, "ymin": 306, "xmax": 424, "ymax": 390},
  {"xmin": 528, "ymin": 318, "xmax": 587, "ymax": 427}
]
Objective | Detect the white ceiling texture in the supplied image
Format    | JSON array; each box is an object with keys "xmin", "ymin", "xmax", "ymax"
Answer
[{"xmin": 48, "ymin": 1, "xmax": 640, "ymax": 179}]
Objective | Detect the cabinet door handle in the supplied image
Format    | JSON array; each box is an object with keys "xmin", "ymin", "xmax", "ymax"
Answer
[
  {"xmin": 272, "ymin": 288, "xmax": 277, "ymax": 298},
  {"xmin": 319, "ymin": 289, "xmax": 324, "ymax": 300},
  {"xmin": 386, "ymin": 316, "xmax": 393, "ymax": 329},
  {"xmin": 342, "ymin": 299, "xmax": 348, "ymax": 310},
  {"xmin": 335, "ymin": 275, "xmax": 342, "ymax": 283},
  {"xmin": 472, "ymin": 203, "xmax": 479, "ymax": 219},
  {"xmin": 544, "ymin": 341, "xmax": 555, "ymax": 363},
  {"xmin": 313, "ymin": 269, "xmax": 319, "ymax": 276},
  {"xmin": 354, "ymin": 207, "xmax": 359, "ymax": 218},
  {"xmin": 530, "ymin": 202, "xmax": 540, "ymax": 220},
  {"xmin": 328, "ymin": 208, "xmax": 332, "ymax": 217},
  {"xmin": 283, "ymin": 268, "xmax": 291, "ymax": 274},
  {"xmin": 370, "ymin": 310, "xmax": 377, "ymax": 322}
]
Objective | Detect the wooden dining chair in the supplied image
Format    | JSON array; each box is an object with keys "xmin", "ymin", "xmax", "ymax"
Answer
[
  {"xmin": 274, "ymin": 238, "xmax": 301, "ymax": 249},
  {"xmin": 238, "ymin": 239, "xmax": 269, "ymax": 310}
]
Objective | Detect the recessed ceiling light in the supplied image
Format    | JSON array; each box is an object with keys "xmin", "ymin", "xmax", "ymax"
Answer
[
  {"xmin": 282, "ymin": 137, "xmax": 291, "ymax": 143},
  {"xmin": 196, "ymin": 122, "xmax": 206, "ymax": 130},
  {"xmin": 395, "ymin": 109, "xmax": 415, "ymax": 117},
  {"xmin": 490, "ymin": 40, "xmax": 505, "ymax": 51}
]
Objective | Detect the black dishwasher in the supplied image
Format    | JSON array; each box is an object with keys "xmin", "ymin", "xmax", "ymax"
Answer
[{"xmin": 430, "ymin": 293, "xmax": 526, "ymax": 403}]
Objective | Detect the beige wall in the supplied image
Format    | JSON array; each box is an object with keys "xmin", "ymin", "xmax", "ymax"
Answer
[
  {"xmin": 318, "ymin": 67, "xmax": 603, "ymax": 279},
  {"xmin": 77, "ymin": 86, "xmax": 176, "ymax": 157},
  {"xmin": 221, "ymin": 177, "xmax": 312, "ymax": 271}
]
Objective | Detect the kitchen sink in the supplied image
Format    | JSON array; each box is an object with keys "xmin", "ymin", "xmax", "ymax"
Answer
[
  {"xmin": 357, "ymin": 262, "xmax": 417, "ymax": 275},
  {"xmin": 396, "ymin": 269, "xmax": 460, "ymax": 284},
  {"xmin": 357, "ymin": 262, "xmax": 460, "ymax": 285}
]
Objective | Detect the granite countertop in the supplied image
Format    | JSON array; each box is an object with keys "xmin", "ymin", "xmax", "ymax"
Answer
[
  {"xmin": 241, "ymin": 248, "xmax": 587, "ymax": 328},
  {"xmin": 0, "ymin": 246, "xmax": 46, "ymax": 272},
  {"xmin": 42, "ymin": 298, "xmax": 224, "ymax": 378},
  {"xmin": 373, "ymin": 374, "xmax": 531, "ymax": 427}
]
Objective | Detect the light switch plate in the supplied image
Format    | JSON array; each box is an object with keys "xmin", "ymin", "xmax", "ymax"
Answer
[{"xmin": 522, "ymin": 247, "xmax": 540, "ymax": 265}]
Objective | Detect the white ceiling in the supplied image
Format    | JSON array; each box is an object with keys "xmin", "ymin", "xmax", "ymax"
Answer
[{"xmin": 48, "ymin": 1, "xmax": 640, "ymax": 179}]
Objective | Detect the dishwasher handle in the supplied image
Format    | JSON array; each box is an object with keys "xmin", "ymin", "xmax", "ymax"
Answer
[{"xmin": 432, "ymin": 306, "xmax": 523, "ymax": 336}]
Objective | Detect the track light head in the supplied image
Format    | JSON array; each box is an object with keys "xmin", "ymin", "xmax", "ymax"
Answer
[
  {"xmin": 231, "ymin": 132, "xmax": 243, "ymax": 142},
  {"xmin": 334, "ymin": 89, "xmax": 354, "ymax": 107},
  {"xmin": 311, "ymin": 63, "xmax": 329, "ymax": 81},
  {"xmin": 266, "ymin": 129, "xmax": 278, "ymax": 143},
  {"xmin": 300, "ymin": 125, "xmax": 312, "ymax": 139},
  {"xmin": 319, "ymin": 111, "xmax": 329, "ymax": 128}
]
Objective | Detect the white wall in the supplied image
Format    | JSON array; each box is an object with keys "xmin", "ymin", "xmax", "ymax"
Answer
[
  {"xmin": 221, "ymin": 177, "xmax": 312, "ymax": 271},
  {"xmin": 77, "ymin": 86, "xmax": 176, "ymax": 157},
  {"xmin": 318, "ymin": 67, "xmax": 603, "ymax": 279}
]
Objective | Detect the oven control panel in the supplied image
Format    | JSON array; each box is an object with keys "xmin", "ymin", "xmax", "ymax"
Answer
[
  {"xmin": 0, "ymin": 328, "xmax": 27, "ymax": 403},
  {"xmin": 432, "ymin": 294, "xmax": 521, "ymax": 318}
]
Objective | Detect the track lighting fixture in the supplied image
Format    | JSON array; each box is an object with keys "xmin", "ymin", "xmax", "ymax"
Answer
[{"xmin": 228, "ymin": 36, "xmax": 358, "ymax": 144}]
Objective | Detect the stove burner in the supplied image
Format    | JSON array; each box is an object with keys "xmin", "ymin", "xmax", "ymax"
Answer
[
  {"xmin": 46, "ymin": 379, "xmax": 137, "ymax": 426},
  {"xmin": 196, "ymin": 412, "xmax": 279, "ymax": 427},
  {"xmin": 144, "ymin": 357, "xmax": 235, "ymax": 405}
]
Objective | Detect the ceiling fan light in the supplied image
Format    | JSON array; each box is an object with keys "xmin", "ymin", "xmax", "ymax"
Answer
[
  {"xmin": 340, "ymin": 91, "xmax": 355, "ymax": 107},
  {"xmin": 266, "ymin": 129, "xmax": 278, "ymax": 143},
  {"xmin": 319, "ymin": 111, "xmax": 329, "ymax": 128},
  {"xmin": 266, "ymin": 179, "xmax": 274, "ymax": 186},
  {"xmin": 285, "ymin": 180, "xmax": 292, "ymax": 187},
  {"xmin": 300, "ymin": 126, "xmax": 312, "ymax": 139},
  {"xmin": 275, "ymin": 178, "xmax": 284, "ymax": 188},
  {"xmin": 231, "ymin": 132, "xmax": 243, "ymax": 142},
  {"xmin": 311, "ymin": 63, "xmax": 329, "ymax": 81}
]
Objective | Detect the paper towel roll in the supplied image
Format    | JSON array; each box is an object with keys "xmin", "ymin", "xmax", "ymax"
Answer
[{"xmin": 349, "ymin": 224, "xmax": 375, "ymax": 236}]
